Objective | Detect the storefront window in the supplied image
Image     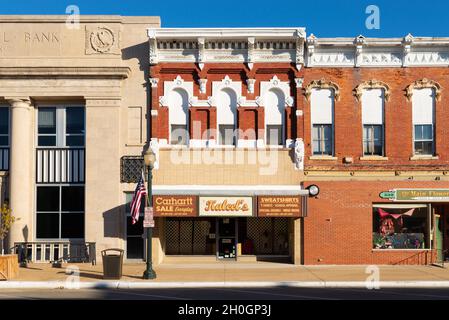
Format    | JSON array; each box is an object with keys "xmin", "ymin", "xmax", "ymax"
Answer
[{"xmin": 372, "ymin": 205, "xmax": 429, "ymax": 249}]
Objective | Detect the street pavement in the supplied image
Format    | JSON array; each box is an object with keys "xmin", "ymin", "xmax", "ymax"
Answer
[{"xmin": 1, "ymin": 286, "xmax": 449, "ymax": 300}]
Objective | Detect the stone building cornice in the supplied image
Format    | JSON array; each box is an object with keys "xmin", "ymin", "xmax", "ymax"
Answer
[
  {"xmin": 306, "ymin": 34, "xmax": 449, "ymax": 67},
  {"xmin": 147, "ymin": 27, "xmax": 306, "ymax": 70},
  {"xmin": 0, "ymin": 67, "xmax": 131, "ymax": 79}
]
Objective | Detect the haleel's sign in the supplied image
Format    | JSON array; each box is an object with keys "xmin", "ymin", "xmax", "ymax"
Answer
[
  {"xmin": 257, "ymin": 196, "xmax": 303, "ymax": 217},
  {"xmin": 199, "ymin": 197, "xmax": 254, "ymax": 217},
  {"xmin": 380, "ymin": 189, "xmax": 449, "ymax": 202}
]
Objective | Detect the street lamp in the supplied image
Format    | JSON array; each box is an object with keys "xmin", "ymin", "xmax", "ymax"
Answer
[
  {"xmin": 143, "ymin": 148, "xmax": 157, "ymax": 280},
  {"xmin": 307, "ymin": 184, "xmax": 320, "ymax": 197}
]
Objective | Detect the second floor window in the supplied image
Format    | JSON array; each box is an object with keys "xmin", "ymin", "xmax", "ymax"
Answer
[
  {"xmin": 0, "ymin": 107, "xmax": 9, "ymax": 147},
  {"xmin": 311, "ymin": 88, "xmax": 334, "ymax": 156},
  {"xmin": 266, "ymin": 125, "xmax": 283, "ymax": 146},
  {"xmin": 362, "ymin": 88, "xmax": 385, "ymax": 156},
  {"xmin": 412, "ymin": 88, "xmax": 435, "ymax": 156},
  {"xmin": 168, "ymin": 89, "xmax": 189, "ymax": 146},
  {"xmin": 219, "ymin": 124, "xmax": 235, "ymax": 146},
  {"xmin": 265, "ymin": 89, "xmax": 285, "ymax": 146},
  {"xmin": 414, "ymin": 124, "xmax": 433, "ymax": 155},
  {"xmin": 363, "ymin": 125, "xmax": 383, "ymax": 156},
  {"xmin": 38, "ymin": 107, "xmax": 85, "ymax": 148},
  {"xmin": 217, "ymin": 89, "xmax": 237, "ymax": 146},
  {"xmin": 170, "ymin": 124, "xmax": 188, "ymax": 145},
  {"xmin": 312, "ymin": 124, "xmax": 333, "ymax": 155}
]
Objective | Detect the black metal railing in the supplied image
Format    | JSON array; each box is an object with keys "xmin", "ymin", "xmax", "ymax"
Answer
[
  {"xmin": 36, "ymin": 148, "xmax": 85, "ymax": 184},
  {"xmin": 0, "ymin": 147, "xmax": 9, "ymax": 171}
]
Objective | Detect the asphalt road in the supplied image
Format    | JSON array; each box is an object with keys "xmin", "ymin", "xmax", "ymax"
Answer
[{"xmin": 1, "ymin": 286, "xmax": 449, "ymax": 300}]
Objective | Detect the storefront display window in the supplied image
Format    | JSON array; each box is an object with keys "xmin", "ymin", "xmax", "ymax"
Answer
[{"xmin": 372, "ymin": 205, "xmax": 429, "ymax": 249}]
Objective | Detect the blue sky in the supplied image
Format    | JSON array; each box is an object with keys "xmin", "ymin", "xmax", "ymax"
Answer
[{"xmin": 0, "ymin": 0, "xmax": 447, "ymax": 38}]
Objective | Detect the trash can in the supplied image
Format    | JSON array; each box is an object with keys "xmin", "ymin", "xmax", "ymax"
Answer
[{"xmin": 101, "ymin": 248, "xmax": 124, "ymax": 280}]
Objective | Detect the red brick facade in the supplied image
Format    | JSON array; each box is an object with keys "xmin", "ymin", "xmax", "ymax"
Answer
[
  {"xmin": 301, "ymin": 67, "xmax": 449, "ymax": 170},
  {"xmin": 304, "ymin": 181, "xmax": 448, "ymax": 265},
  {"xmin": 150, "ymin": 63, "xmax": 302, "ymax": 142}
]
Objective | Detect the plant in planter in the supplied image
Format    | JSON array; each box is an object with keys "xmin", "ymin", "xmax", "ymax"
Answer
[{"xmin": 0, "ymin": 202, "xmax": 18, "ymax": 256}]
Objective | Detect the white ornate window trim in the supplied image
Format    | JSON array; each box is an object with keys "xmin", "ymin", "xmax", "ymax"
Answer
[
  {"xmin": 305, "ymin": 79, "xmax": 340, "ymax": 101},
  {"xmin": 406, "ymin": 78, "xmax": 442, "ymax": 101},
  {"xmin": 353, "ymin": 80, "xmax": 391, "ymax": 102},
  {"xmin": 259, "ymin": 75, "xmax": 293, "ymax": 107},
  {"xmin": 212, "ymin": 75, "xmax": 242, "ymax": 101},
  {"xmin": 159, "ymin": 75, "xmax": 195, "ymax": 107}
]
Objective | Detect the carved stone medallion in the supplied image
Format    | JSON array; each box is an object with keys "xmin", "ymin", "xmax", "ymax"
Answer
[
  {"xmin": 86, "ymin": 25, "xmax": 120, "ymax": 55},
  {"xmin": 90, "ymin": 27, "xmax": 115, "ymax": 53}
]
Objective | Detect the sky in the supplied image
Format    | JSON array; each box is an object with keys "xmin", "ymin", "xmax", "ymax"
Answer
[{"xmin": 0, "ymin": 0, "xmax": 448, "ymax": 38}]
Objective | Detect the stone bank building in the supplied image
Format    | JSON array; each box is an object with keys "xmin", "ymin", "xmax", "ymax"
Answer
[{"xmin": 1, "ymin": 15, "xmax": 449, "ymax": 266}]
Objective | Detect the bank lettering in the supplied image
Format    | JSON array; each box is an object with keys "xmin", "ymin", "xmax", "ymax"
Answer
[{"xmin": 25, "ymin": 32, "xmax": 60, "ymax": 43}]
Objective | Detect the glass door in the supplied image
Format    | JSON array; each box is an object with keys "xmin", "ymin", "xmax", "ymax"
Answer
[{"xmin": 217, "ymin": 218, "xmax": 237, "ymax": 260}]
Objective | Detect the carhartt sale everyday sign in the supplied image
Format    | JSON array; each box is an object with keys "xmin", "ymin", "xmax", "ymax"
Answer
[
  {"xmin": 199, "ymin": 197, "xmax": 254, "ymax": 217},
  {"xmin": 153, "ymin": 196, "xmax": 198, "ymax": 217}
]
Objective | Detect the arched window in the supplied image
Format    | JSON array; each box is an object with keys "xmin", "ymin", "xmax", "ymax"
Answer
[
  {"xmin": 310, "ymin": 88, "xmax": 334, "ymax": 156},
  {"xmin": 361, "ymin": 88, "xmax": 385, "ymax": 156},
  {"xmin": 265, "ymin": 89, "xmax": 285, "ymax": 145},
  {"xmin": 216, "ymin": 88, "xmax": 237, "ymax": 146},
  {"xmin": 412, "ymin": 88, "xmax": 435, "ymax": 156},
  {"xmin": 169, "ymin": 88, "xmax": 189, "ymax": 145}
]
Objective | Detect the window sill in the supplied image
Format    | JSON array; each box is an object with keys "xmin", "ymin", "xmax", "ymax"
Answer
[
  {"xmin": 309, "ymin": 155, "xmax": 338, "ymax": 161},
  {"xmin": 360, "ymin": 156, "xmax": 389, "ymax": 161},
  {"xmin": 409, "ymin": 155, "xmax": 439, "ymax": 161}
]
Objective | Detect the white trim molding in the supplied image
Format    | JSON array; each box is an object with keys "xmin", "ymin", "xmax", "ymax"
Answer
[
  {"xmin": 147, "ymin": 27, "xmax": 306, "ymax": 69},
  {"xmin": 405, "ymin": 78, "xmax": 442, "ymax": 101},
  {"xmin": 306, "ymin": 34, "xmax": 449, "ymax": 68},
  {"xmin": 259, "ymin": 75, "xmax": 293, "ymax": 106},
  {"xmin": 353, "ymin": 80, "xmax": 391, "ymax": 102},
  {"xmin": 304, "ymin": 79, "xmax": 341, "ymax": 101},
  {"xmin": 160, "ymin": 75, "xmax": 194, "ymax": 107},
  {"xmin": 212, "ymin": 75, "xmax": 243, "ymax": 100}
]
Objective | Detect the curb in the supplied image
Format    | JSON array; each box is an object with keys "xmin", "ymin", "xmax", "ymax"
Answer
[{"xmin": 2, "ymin": 280, "xmax": 449, "ymax": 289}]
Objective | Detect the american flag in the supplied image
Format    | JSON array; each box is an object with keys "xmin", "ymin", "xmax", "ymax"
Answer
[{"xmin": 130, "ymin": 172, "xmax": 147, "ymax": 225}]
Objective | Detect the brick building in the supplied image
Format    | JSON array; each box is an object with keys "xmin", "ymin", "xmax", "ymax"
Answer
[
  {"xmin": 147, "ymin": 30, "xmax": 449, "ymax": 265},
  {"xmin": 146, "ymin": 28, "xmax": 308, "ymax": 264},
  {"xmin": 302, "ymin": 35, "xmax": 449, "ymax": 265}
]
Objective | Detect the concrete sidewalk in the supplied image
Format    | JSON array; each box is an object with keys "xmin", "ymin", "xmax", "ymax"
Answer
[{"xmin": 1, "ymin": 261, "xmax": 449, "ymax": 289}]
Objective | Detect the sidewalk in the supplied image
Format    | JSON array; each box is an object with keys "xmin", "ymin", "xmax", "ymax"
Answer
[{"xmin": 2, "ymin": 261, "xmax": 449, "ymax": 288}]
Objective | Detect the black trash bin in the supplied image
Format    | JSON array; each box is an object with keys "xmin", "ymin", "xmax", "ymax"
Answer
[{"xmin": 101, "ymin": 249, "xmax": 124, "ymax": 280}]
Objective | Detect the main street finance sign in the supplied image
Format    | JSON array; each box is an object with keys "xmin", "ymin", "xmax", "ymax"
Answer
[{"xmin": 380, "ymin": 189, "xmax": 449, "ymax": 202}]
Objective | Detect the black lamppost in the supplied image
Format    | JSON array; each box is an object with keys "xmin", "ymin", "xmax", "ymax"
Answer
[{"xmin": 143, "ymin": 148, "xmax": 157, "ymax": 280}]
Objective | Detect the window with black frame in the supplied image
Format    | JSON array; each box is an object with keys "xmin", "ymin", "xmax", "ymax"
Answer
[
  {"xmin": 372, "ymin": 205, "xmax": 429, "ymax": 249},
  {"xmin": 0, "ymin": 107, "xmax": 9, "ymax": 147},
  {"xmin": 363, "ymin": 125, "xmax": 384, "ymax": 156},
  {"xmin": 312, "ymin": 124, "xmax": 333, "ymax": 155},
  {"xmin": 36, "ymin": 186, "xmax": 85, "ymax": 239},
  {"xmin": 412, "ymin": 88, "xmax": 435, "ymax": 156},
  {"xmin": 37, "ymin": 106, "xmax": 85, "ymax": 147}
]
